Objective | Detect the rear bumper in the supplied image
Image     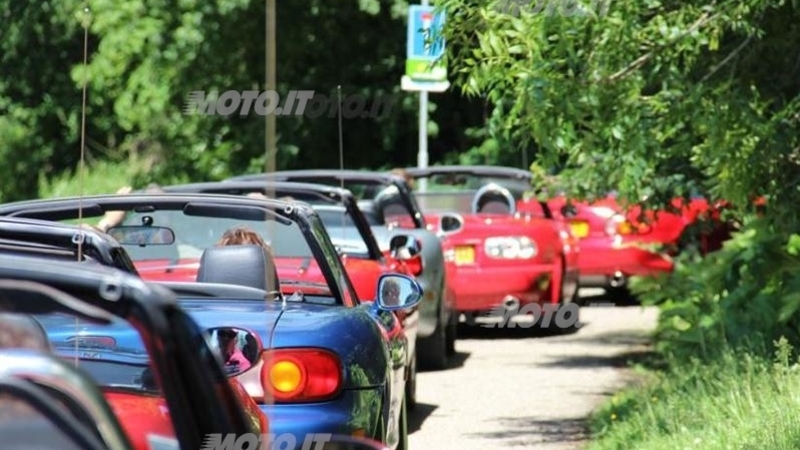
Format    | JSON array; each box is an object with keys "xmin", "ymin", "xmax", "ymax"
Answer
[
  {"xmin": 451, "ymin": 262, "xmax": 553, "ymax": 312},
  {"xmin": 259, "ymin": 387, "xmax": 384, "ymax": 447},
  {"xmin": 578, "ymin": 238, "xmax": 673, "ymax": 287}
]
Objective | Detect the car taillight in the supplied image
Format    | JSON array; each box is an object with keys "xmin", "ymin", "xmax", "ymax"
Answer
[
  {"xmin": 605, "ymin": 214, "xmax": 627, "ymax": 236},
  {"xmin": 261, "ymin": 349, "xmax": 342, "ymax": 402},
  {"xmin": 605, "ymin": 215, "xmax": 651, "ymax": 235}
]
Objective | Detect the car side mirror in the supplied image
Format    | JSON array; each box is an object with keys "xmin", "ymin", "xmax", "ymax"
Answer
[
  {"xmin": 375, "ymin": 274, "xmax": 422, "ymax": 311},
  {"xmin": 560, "ymin": 204, "xmax": 578, "ymax": 218},
  {"xmin": 205, "ymin": 327, "xmax": 262, "ymax": 377},
  {"xmin": 439, "ymin": 213, "xmax": 463, "ymax": 234},
  {"xmin": 389, "ymin": 234, "xmax": 420, "ymax": 258},
  {"xmin": 389, "ymin": 235, "xmax": 423, "ymax": 275}
]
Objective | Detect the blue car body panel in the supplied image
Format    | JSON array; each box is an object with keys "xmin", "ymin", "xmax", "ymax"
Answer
[{"xmin": 36, "ymin": 297, "xmax": 408, "ymax": 448}]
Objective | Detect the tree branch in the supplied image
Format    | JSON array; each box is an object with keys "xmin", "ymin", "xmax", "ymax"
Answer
[
  {"xmin": 603, "ymin": 11, "xmax": 718, "ymax": 83},
  {"xmin": 699, "ymin": 35, "xmax": 753, "ymax": 83}
]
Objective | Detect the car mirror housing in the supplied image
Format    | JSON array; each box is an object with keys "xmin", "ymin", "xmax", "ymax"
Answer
[{"xmin": 374, "ymin": 274, "xmax": 422, "ymax": 311}]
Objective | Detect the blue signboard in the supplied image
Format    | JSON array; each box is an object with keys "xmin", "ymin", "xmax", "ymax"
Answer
[
  {"xmin": 407, "ymin": 5, "xmax": 446, "ymax": 60},
  {"xmin": 405, "ymin": 5, "xmax": 447, "ymax": 81}
]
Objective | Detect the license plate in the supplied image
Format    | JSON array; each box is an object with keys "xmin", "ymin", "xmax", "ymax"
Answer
[
  {"xmin": 570, "ymin": 221, "xmax": 589, "ymax": 238},
  {"xmin": 454, "ymin": 246, "xmax": 475, "ymax": 265}
]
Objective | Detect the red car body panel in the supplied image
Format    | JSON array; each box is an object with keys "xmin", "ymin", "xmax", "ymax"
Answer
[
  {"xmin": 425, "ymin": 213, "xmax": 574, "ymax": 312},
  {"xmin": 103, "ymin": 378, "xmax": 267, "ymax": 450},
  {"xmin": 134, "ymin": 255, "xmax": 414, "ymax": 301},
  {"xmin": 103, "ymin": 391, "xmax": 174, "ymax": 450}
]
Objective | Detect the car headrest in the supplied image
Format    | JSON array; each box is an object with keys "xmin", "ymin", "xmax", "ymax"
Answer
[
  {"xmin": 196, "ymin": 245, "xmax": 279, "ymax": 292},
  {"xmin": 374, "ymin": 186, "xmax": 410, "ymax": 219},
  {"xmin": 472, "ymin": 183, "xmax": 516, "ymax": 215},
  {"xmin": 0, "ymin": 314, "xmax": 51, "ymax": 352}
]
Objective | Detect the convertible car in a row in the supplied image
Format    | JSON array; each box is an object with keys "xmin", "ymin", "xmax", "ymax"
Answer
[
  {"xmin": 228, "ymin": 171, "xmax": 458, "ymax": 369},
  {"xmin": 401, "ymin": 165, "xmax": 732, "ymax": 304},
  {"xmin": 0, "ymin": 251, "xmax": 392, "ymax": 450},
  {"xmin": 0, "ymin": 194, "xmax": 421, "ymax": 450}
]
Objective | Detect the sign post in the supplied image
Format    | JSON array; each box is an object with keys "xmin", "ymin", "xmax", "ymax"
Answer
[{"xmin": 403, "ymin": 3, "xmax": 448, "ymax": 192}]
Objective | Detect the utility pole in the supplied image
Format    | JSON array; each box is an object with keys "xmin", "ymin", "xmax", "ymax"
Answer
[
  {"xmin": 417, "ymin": 0, "xmax": 430, "ymax": 193},
  {"xmin": 266, "ymin": 0, "xmax": 276, "ymax": 177}
]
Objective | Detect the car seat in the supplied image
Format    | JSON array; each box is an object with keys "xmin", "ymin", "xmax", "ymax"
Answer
[
  {"xmin": 472, "ymin": 183, "xmax": 517, "ymax": 215},
  {"xmin": 373, "ymin": 186, "xmax": 410, "ymax": 222},
  {"xmin": 196, "ymin": 245, "xmax": 280, "ymax": 295}
]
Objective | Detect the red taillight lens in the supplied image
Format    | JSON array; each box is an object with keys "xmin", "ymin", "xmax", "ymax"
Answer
[
  {"xmin": 261, "ymin": 349, "xmax": 342, "ymax": 402},
  {"xmin": 605, "ymin": 215, "xmax": 651, "ymax": 235}
]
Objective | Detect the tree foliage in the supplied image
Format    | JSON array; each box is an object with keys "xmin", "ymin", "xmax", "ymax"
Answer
[
  {"xmin": 440, "ymin": 0, "xmax": 800, "ymax": 220},
  {"xmin": 0, "ymin": 0, "xmax": 488, "ymax": 201},
  {"xmin": 438, "ymin": 0, "xmax": 800, "ymax": 357}
]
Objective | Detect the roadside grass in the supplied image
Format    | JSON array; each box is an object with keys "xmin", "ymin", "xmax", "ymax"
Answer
[{"xmin": 587, "ymin": 339, "xmax": 800, "ymax": 450}]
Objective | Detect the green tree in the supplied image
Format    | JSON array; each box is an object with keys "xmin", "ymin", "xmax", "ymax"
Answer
[{"xmin": 438, "ymin": 0, "xmax": 800, "ymax": 356}]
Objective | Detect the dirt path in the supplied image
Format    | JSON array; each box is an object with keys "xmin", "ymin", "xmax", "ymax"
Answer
[{"xmin": 408, "ymin": 291, "xmax": 658, "ymax": 449}]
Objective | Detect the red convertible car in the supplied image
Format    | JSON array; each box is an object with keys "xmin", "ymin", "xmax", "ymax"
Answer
[
  {"xmin": 543, "ymin": 192, "xmax": 733, "ymax": 298},
  {"xmin": 403, "ymin": 166, "xmax": 580, "ymax": 328},
  {"xmin": 160, "ymin": 180, "xmax": 422, "ymax": 302}
]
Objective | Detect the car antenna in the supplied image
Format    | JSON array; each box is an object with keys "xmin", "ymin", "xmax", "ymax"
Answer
[
  {"xmin": 338, "ymin": 86, "xmax": 345, "ymax": 228},
  {"xmin": 74, "ymin": 5, "xmax": 92, "ymax": 368},
  {"xmin": 77, "ymin": 6, "xmax": 91, "ymax": 262},
  {"xmin": 337, "ymin": 86, "xmax": 348, "ymax": 289}
]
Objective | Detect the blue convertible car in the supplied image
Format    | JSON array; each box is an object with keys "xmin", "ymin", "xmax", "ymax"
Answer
[{"xmin": 0, "ymin": 193, "xmax": 421, "ymax": 450}]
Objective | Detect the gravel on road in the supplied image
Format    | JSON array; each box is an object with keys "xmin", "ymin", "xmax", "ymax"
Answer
[{"xmin": 408, "ymin": 295, "xmax": 659, "ymax": 450}]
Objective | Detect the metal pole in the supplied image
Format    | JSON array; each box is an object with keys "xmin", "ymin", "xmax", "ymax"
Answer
[
  {"xmin": 417, "ymin": 0, "xmax": 430, "ymax": 193},
  {"xmin": 266, "ymin": 0, "xmax": 276, "ymax": 178}
]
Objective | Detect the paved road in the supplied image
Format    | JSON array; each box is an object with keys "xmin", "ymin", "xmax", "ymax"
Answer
[{"xmin": 408, "ymin": 289, "xmax": 659, "ymax": 450}]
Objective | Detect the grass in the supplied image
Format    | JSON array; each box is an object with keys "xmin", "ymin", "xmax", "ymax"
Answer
[{"xmin": 587, "ymin": 339, "xmax": 800, "ymax": 450}]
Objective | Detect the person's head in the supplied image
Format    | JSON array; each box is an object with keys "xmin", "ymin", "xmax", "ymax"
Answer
[
  {"xmin": 216, "ymin": 226, "xmax": 271, "ymax": 252},
  {"xmin": 381, "ymin": 279, "xmax": 401, "ymax": 305},
  {"xmin": 0, "ymin": 314, "xmax": 51, "ymax": 352},
  {"xmin": 144, "ymin": 183, "xmax": 164, "ymax": 194},
  {"xmin": 246, "ymin": 192, "xmax": 268, "ymax": 200},
  {"xmin": 216, "ymin": 328, "xmax": 238, "ymax": 360},
  {"xmin": 390, "ymin": 168, "xmax": 415, "ymax": 191}
]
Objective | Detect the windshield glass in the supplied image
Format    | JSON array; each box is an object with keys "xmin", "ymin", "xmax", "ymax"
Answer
[
  {"xmin": 277, "ymin": 178, "xmax": 419, "ymax": 229},
  {"xmin": 412, "ymin": 173, "xmax": 534, "ymax": 214},
  {"xmin": 60, "ymin": 207, "xmax": 339, "ymax": 301},
  {"xmin": 311, "ymin": 206, "xmax": 371, "ymax": 258}
]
